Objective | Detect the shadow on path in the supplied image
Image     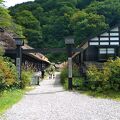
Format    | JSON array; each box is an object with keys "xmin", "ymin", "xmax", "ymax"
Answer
[{"xmin": 25, "ymin": 90, "xmax": 65, "ymax": 95}]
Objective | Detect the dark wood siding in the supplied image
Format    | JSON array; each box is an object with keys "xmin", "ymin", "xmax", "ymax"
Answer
[{"xmin": 84, "ymin": 47, "xmax": 98, "ymax": 61}]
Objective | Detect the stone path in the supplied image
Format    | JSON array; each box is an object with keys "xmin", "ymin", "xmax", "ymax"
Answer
[{"xmin": 1, "ymin": 72, "xmax": 120, "ymax": 120}]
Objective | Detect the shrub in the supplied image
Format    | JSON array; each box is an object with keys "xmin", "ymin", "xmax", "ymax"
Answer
[
  {"xmin": 45, "ymin": 64, "xmax": 55, "ymax": 75},
  {"xmin": 0, "ymin": 69, "xmax": 5, "ymax": 94},
  {"xmin": 60, "ymin": 65, "xmax": 67, "ymax": 85},
  {"xmin": 0, "ymin": 57, "xmax": 18, "ymax": 87},
  {"xmin": 60, "ymin": 63, "xmax": 84, "ymax": 89},
  {"xmin": 87, "ymin": 58, "xmax": 120, "ymax": 92},
  {"xmin": 0, "ymin": 56, "xmax": 19, "ymax": 95},
  {"xmin": 21, "ymin": 70, "xmax": 33, "ymax": 89},
  {"xmin": 86, "ymin": 65, "xmax": 111, "ymax": 91},
  {"xmin": 4, "ymin": 57, "xmax": 18, "ymax": 86},
  {"xmin": 0, "ymin": 46, "xmax": 5, "ymax": 56},
  {"xmin": 105, "ymin": 58, "xmax": 120, "ymax": 91}
]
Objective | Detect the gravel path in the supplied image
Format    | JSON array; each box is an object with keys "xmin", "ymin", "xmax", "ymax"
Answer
[{"xmin": 1, "ymin": 72, "xmax": 120, "ymax": 120}]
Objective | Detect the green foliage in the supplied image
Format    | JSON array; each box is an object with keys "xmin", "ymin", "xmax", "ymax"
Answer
[
  {"xmin": 0, "ymin": 6, "xmax": 12, "ymax": 27},
  {"xmin": 46, "ymin": 53, "xmax": 67, "ymax": 63},
  {"xmin": 10, "ymin": 22, "xmax": 24, "ymax": 37},
  {"xmin": 14, "ymin": 10, "xmax": 41, "ymax": 30},
  {"xmin": 0, "ymin": 46, "xmax": 4, "ymax": 56},
  {"xmin": 105, "ymin": 58, "xmax": 120, "ymax": 91},
  {"xmin": 83, "ymin": 90, "xmax": 120, "ymax": 101},
  {"xmin": 12, "ymin": 10, "xmax": 42, "ymax": 48},
  {"xmin": 21, "ymin": 70, "xmax": 33, "ymax": 89},
  {"xmin": 9, "ymin": 0, "xmax": 120, "ymax": 62},
  {"xmin": 0, "ymin": 2, "xmax": 24, "ymax": 38},
  {"xmin": 0, "ymin": 0, "xmax": 3, "ymax": 4},
  {"xmin": 87, "ymin": 58, "xmax": 120, "ymax": 92},
  {"xmin": 84, "ymin": 0, "xmax": 120, "ymax": 24},
  {"xmin": 76, "ymin": 0, "xmax": 94, "ymax": 9},
  {"xmin": 86, "ymin": 65, "xmax": 111, "ymax": 91},
  {"xmin": 0, "ymin": 56, "xmax": 18, "ymax": 94},
  {"xmin": 0, "ymin": 89, "xmax": 25, "ymax": 114},
  {"xmin": 71, "ymin": 11, "xmax": 108, "ymax": 44},
  {"xmin": 0, "ymin": 69, "xmax": 5, "ymax": 94},
  {"xmin": 60, "ymin": 64, "xmax": 84, "ymax": 89},
  {"xmin": 60, "ymin": 65, "xmax": 67, "ymax": 85}
]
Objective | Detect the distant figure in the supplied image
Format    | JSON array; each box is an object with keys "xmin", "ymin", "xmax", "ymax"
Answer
[
  {"xmin": 53, "ymin": 74, "xmax": 55, "ymax": 79},
  {"xmin": 49, "ymin": 73, "xmax": 52, "ymax": 79},
  {"xmin": 41, "ymin": 70, "xmax": 45, "ymax": 79}
]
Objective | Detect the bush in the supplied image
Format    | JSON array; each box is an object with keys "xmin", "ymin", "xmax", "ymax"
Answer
[
  {"xmin": 105, "ymin": 58, "xmax": 120, "ymax": 91},
  {"xmin": 60, "ymin": 65, "xmax": 67, "ymax": 85},
  {"xmin": 0, "ymin": 69, "xmax": 5, "ymax": 94},
  {"xmin": 86, "ymin": 65, "xmax": 111, "ymax": 91},
  {"xmin": 0, "ymin": 56, "xmax": 19, "ymax": 95},
  {"xmin": 21, "ymin": 70, "xmax": 33, "ymax": 89},
  {"xmin": 45, "ymin": 64, "xmax": 55, "ymax": 75},
  {"xmin": 87, "ymin": 58, "xmax": 120, "ymax": 92},
  {"xmin": 60, "ymin": 63, "xmax": 84, "ymax": 89}
]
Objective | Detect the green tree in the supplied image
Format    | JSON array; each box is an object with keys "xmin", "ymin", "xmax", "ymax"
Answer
[
  {"xmin": 9, "ymin": 0, "xmax": 120, "ymax": 62},
  {"xmin": 85, "ymin": 0, "xmax": 120, "ymax": 24},
  {"xmin": 71, "ymin": 11, "xmax": 108, "ymax": 44},
  {"xmin": 14, "ymin": 10, "xmax": 41, "ymax": 30},
  {"xmin": 13, "ymin": 10, "xmax": 42, "ymax": 47},
  {"xmin": 76, "ymin": 0, "xmax": 94, "ymax": 9},
  {"xmin": 25, "ymin": 29, "xmax": 43, "ymax": 48},
  {"xmin": 0, "ymin": 6, "xmax": 12, "ymax": 27}
]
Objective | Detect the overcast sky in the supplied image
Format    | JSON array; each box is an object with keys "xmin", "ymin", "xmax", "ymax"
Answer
[{"xmin": 4, "ymin": 0, "xmax": 34, "ymax": 7}]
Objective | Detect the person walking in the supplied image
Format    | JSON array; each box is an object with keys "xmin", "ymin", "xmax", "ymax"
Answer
[{"xmin": 41, "ymin": 70, "xmax": 45, "ymax": 79}]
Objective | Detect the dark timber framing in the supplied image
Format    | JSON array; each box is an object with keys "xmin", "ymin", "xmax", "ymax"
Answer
[{"xmin": 73, "ymin": 24, "xmax": 120, "ymax": 75}]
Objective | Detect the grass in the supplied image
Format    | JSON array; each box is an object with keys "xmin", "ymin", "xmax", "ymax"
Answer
[
  {"xmin": 82, "ymin": 90, "xmax": 120, "ymax": 101},
  {"xmin": 0, "ymin": 86, "xmax": 34, "ymax": 115},
  {"xmin": 61, "ymin": 76, "xmax": 120, "ymax": 101},
  {"xmin": 61, "ymin": 76, "xmax": 120, "ymax": 102}
]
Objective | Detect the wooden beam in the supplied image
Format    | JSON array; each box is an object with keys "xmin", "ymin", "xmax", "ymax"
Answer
[{"xmin": 5, "ymin": 48, "xmax": 83, "ymax": 54}]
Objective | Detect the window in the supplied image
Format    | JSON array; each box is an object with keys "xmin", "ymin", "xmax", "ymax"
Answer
[
  {"xmin": 110, "ymin": 42, "xmax": 119, "ymax": 45},
  {"xmin": 99, "ymin": 48, "xmax": 115, "ymax": 61},
  {"xmin": 89, "ymin": 42, "xmax": 99, "ymax": 45},
  {"xmin": 110, "ymin": 37, "xmax": 119, "ymax": 41},
  {"xmin": 99, "ymin": 48, "xmax": 106, "ymax": 54},
  {"xmin": 100, "ymin": 37, "xmax": 109, "ymax": 41},
  {"xmin": 110, "ymin": 33, "xmax": 119, "ymax": 36},
  {"xmin": 99, "ymin": 48, "xmax": 115, "ymax": 54},
  {"xmin": 100, "ymin": 42, "xmax": 109, "ymax": 45},
  {"xmin": 107, "ymin": 48, "xmax": 115, "ymax": 54}
]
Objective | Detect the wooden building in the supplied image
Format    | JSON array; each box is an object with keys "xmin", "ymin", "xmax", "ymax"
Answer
[
  {"xmin": 73, "ymin": 24, "xmax": 120, "ymax": 73},
  {"xmin": 0, "ymin": 28, "xmax": 50, "ymax": 72}
]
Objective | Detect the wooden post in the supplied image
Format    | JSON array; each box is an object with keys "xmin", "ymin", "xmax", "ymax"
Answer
[
  {"xmin": 67, "ymin": 44, "xmax": 73, "ymax": 90},
  {"xmin": 81, "ymin": 52, "xmax": 83, "ymax": 65},
  {"xmin": 65, "ymin": 36, "xmax": 74, "ymax": 90},
  {"xmin": 16, "ymin": 45, "xmax": 22, "ymax": 81},
  {"xmin": 118, "ymin": 47, "xmax": 120, "ymax": 57}
]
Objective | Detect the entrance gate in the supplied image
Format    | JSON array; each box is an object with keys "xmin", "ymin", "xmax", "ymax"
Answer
[{"xmin": 5, "ymin": 38, "xmax": 83, "ymax": 90}]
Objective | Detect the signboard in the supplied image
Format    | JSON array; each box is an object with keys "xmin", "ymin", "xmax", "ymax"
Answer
[
  {"xmin": 65, "ymin": 36, "xmax": 74, "ymax": 45},
  {"xmin": 15, "ymin": 39, "xmax": 24, "ymax": 46},
  {"xmin": 16, "ymin": 58, "xmax": 21, "ymax": 80},
  {"xmin": 68, "ymin": 57, "xmax": 72, "ymax": 78}
]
